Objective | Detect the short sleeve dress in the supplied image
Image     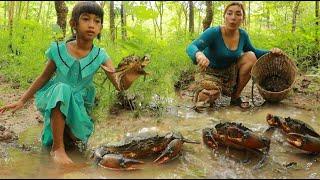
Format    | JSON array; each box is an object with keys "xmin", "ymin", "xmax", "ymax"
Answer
[{"xmin": 35, "ymin": 41, "xmax": 110, "ymax": 147}]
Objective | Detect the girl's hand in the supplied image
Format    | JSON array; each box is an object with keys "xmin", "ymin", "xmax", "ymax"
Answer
[
  {"xmin": 0, "ymin": 100, "xmax": 24, "ymax": 114},
  {"xmin": 196, "ymin": 52, "xmax": 210, "ymax": 71},
  {"xmin": 270, "ymin": 48, "xmax": 285, "ymax": 56}
]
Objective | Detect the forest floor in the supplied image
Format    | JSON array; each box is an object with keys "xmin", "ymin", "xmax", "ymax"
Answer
[{"xmin": 0, "ymin": 72, "xmax": 320, "ymax": 159}]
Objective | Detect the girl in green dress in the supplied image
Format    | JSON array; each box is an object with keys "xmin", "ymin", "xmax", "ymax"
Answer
[{"xmin": 0, "ymin": 2, "xmax": 122, "ymax": 165}]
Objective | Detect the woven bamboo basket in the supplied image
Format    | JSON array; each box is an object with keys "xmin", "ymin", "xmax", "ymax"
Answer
[{"xmin": 251, "ymin": 52, "xmax": 297, "ymax": 103}]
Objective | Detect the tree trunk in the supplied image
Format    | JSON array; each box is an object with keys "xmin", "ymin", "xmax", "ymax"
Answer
[
  {"xmin": 8, "ymin": 1, "xmax": 15, "ymax": 53},
  {"xmin": 8, "ymin": 1, "xmax": 14, "ymax": 38},
  {"xmin": 248, "ymin": 1, "xmax": 251, "ymax": 31},
  {"xmin": 54, "ymin": 1, "xmax": 68, "ymax": 39},
  {"xmin": 181, "ymin": 2, "xmax": 188, "ymax": 35},
  {"xmin": 266, "ymin": 5, "xmax": 270, "ymax": 29},
  {"xmin": 17, "ymin": 1, "xmax": 22, "ymax": 20},
  {"xmin": 45, "ymin": 2, "xmax": 51, "ymax": 24},
  {"xmin": 110, "ymin": 1, "xmax": 115, "ymax": 42},
  {"xmin": 25, "ymin": 1, "xmax": 29, "ymax": 19},
  {"xmin": 4, "ymin": 1, "xmax": 7, "ymax": 23},
  {"xmin": 291, "ymin": 1, "xmax": 300, "ymax": 33},
  {"xmin": 37, "ymin": 1, "xmax": 43, "ymax": 23},
  {"xmin": 154, "ymin": 1, "xmax": 164, "ymax": 39},
  {"xmin": 100, "ymin": 1, "xmax": 106, "ymax": 9},
  {"xmin": 120, "ymin": 1, "xmax": 127, "ymax": 40},
  {"xmin": 149, "ymin": 1, "xmax": 158, "ymax": 38},
  {"xmin": 188, "ymin": 1, "xmax": 194, "ymax": 34},
  {"xmin": 202, "ymin": 1, "xmax": 213, "ymax": 31},
  {"xmin": 316, "ymin": 1, "xmax": 319, "ymax": 44}
]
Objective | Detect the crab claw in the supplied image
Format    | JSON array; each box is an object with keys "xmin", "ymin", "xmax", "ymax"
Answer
[
  {"xmin": 202, "ymin": 128, "xmax": 218, "ymax": 149},
  {"xmin": 286, "ymin": 133, "xmax": 320, "ymax": 153},
  {"xmin": 98, "ymin": 154, "xmax": 144, "ymax": 170},
  {"xmin": 266, "ymin": 113, "xmax": 281, "ymax": 127},
  {"xmin": 153, "ymin": 139, "xmax": 183, "ymax": 164}
]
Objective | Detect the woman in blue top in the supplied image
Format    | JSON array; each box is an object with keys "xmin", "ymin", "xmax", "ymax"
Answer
[
  {"xmin": 0, "ymin": 2, "xmax": 128, "ymax": 165},
  {"xmin": 186, "ymin": 2, "xmax": 284, "ymax": 109}
]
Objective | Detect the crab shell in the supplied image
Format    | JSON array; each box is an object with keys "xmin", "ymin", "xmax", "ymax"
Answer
[
  {"xmin": 203, "ymin": 122, "xmax": 270, "ymax": 151},
  {"xmin": 266, "ymin": 114, "xmax": 320, "ymax": 138}
]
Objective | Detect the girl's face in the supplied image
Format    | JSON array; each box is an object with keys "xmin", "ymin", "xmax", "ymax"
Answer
[
  {"xmin": 224, "ymin": 5, "xmax": 244, "ymax": 30},
  {"xmin": 76, "ymin": 13, "xmax": 102, "ymax": 41}
]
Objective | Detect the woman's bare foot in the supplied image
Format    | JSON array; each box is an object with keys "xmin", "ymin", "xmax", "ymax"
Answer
[{"xmin": 50, "ymin": 148, "xmax": 74, "ymax": 165}]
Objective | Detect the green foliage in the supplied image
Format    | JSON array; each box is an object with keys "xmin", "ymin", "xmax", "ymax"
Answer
[{"xmin": 0, "ymin": 1, "xmax": 319, "ymax": 118}]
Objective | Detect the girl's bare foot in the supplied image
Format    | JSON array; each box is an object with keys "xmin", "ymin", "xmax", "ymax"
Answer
[{"xmin": 50, "ymin": 148, "xmax": 74, "ymax": 165}]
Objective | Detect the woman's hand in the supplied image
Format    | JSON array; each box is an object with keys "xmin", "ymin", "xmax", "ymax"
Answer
[
  {"xmin": 0, "ymin": 100, "xmax": 24, "ymax": 114},
  {"xmin": 196, "ymin": 52, "xmax": 210, "ymax": 71},
  {"xmin": 270, "ymin": 48, "xmax": 285, "ymax": 56}
]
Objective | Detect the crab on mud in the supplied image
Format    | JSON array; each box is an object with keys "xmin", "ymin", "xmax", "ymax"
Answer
[
  {"xmin": 91, "ymin": 131, "xmax": 200, "ymax": 170},
  {"xmin": 202, "ymin": 122, "xmax": 270, "ymax": 169},
  {"xmin": 266, "ymin": 113, "xmax": 320, "ymax": 154}
]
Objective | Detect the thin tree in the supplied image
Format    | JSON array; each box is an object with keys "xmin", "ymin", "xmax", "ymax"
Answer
[
  {"xmin": 181, "ymin": 2, "xmax": 188, "ymax": 35},
  {"xmin": 120, "ymin": 1, "xmax": 127, "ymax": 40},
  {"xmin": 248, "ymin": 1, "xmax": 251, "ymax": 31},
  {"xmin": 45, "ymin": 2, "xmax": 52, "ymax": 25},
  {"xmin": 54, "ymin": 1, "xmax": 68, "ymax": 39},
  {"xmin": 4, "ymin": 1, "xmax": 7, "ymax": 24},
  {"xmin": 110, "ymin": 1, "xmax": 115, "ymax": 42},
  {"xmin": 292, "ymin": 1, "xmax": 301, "ymax": 33},
  {"xmin": 8, "ymin": 1, "xmax": 14, "ymax": 38},
  {"xmin": 202, "ymin": 1, "xmax": 213, "ymax": 31},
  {"xmin": 155, "ymin": 1, "xmax": 164, "ymax": 39},
  {"xmin": 25, "ymin": 1, "xmax": 29, "ymax": 19},
  {"xmin": 316, "ymin": 1, "xmax": 319, "ymax": 44},
  {"xmin": 188, "ymin": 1, "xmax": 194, "ymax": 34},
  {"xmin": 37, "ymin": 1, "xmax": 43, "ymax": 23},
  {"xmin": 8, "ymin": 1, "xmax": 15, "ymax": 53}
]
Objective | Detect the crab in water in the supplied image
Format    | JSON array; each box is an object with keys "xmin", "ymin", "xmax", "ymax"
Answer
[
  {"xmin": 91, "ymin": 131, "xmax": 200, "ymax": 170},
  {"xmin": 202, "ymin": 122, "xmax": 270, "ymax": 169},
  {"xmin": 266, "ymin": 113, "xmax": 320, "ymax": 154}
]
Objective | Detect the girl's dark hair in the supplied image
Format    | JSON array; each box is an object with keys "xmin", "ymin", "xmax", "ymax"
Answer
[{"xmin": 69, "ymin": 1, "xmax": 104, "ymax": 40}]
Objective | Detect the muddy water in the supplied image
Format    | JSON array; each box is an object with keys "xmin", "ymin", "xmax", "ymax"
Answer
[{"xmin": 1, "ymin": 102, "xmax": 320, "ymax": 179}]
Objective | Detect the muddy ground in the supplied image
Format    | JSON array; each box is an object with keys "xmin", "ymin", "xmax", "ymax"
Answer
[{"xmin": 0, "ymin": 72, "xmax": 319, "ymax": 160}]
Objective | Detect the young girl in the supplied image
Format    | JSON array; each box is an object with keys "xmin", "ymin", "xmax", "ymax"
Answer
[{"xmin": 0, "ymin": 1, "xmax": 121, "ymax": 165}]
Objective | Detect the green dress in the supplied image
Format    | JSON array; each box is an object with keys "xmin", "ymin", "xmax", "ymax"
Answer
[{"xmin": 35, "ymin": 41, "xmax": 109, "ymax": 147}]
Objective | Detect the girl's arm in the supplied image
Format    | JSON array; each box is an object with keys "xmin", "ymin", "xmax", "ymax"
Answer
[
  {"xmin": 0, "ymin": 60, "xmax": 56, "ymax": 114},
  {"xmin": 100, "ymin": 59, "xmax": 121, "ymax": 91}
]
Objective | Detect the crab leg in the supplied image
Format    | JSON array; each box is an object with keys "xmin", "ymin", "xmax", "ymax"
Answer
[
  {"xmin": 286, "ymin": 133, "xmax": 320, "ymax": 153},
  {"xmin": 98, "ymin": 154, "xmax": 144, "ymax": 170},
  {"xmin": 153, "ymin": 139, "xmax": 184, "ymax": 164}
]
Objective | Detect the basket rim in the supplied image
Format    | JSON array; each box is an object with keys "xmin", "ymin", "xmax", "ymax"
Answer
[
  {"xmin": 251, "ymin": 52, "xmax": 298, "ymax": 79},
  {"xmin": 251, "ymin": 52, "xmax": 298, "ymax": 96}
]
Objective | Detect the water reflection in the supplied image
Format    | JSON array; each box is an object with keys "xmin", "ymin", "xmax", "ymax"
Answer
[{"xmin": 1, "ymin": 102, "xmax": 320, "ymax": 178}]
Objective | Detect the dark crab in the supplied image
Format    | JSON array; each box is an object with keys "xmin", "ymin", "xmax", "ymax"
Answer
[
  {"xmin": 266, "ymin": 113, "xmax": 320, "ymax": 153},
  {"xmin": 202, "ymin": 122, "xmax": 270, "ymax": 169},
  {"xmin": 91, "ymin": 131, "xmax": 200, "ymax": 170}
]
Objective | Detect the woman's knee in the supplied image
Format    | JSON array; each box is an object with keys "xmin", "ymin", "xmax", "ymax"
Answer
[{"xmin": 239, "ymin": 51, "xmax": 257, "ymax": 66}]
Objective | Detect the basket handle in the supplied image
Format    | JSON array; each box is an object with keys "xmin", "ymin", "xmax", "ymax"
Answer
[{"xmin": 251, "ymin": 76, "xmax": 265, "ymax": 107}]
